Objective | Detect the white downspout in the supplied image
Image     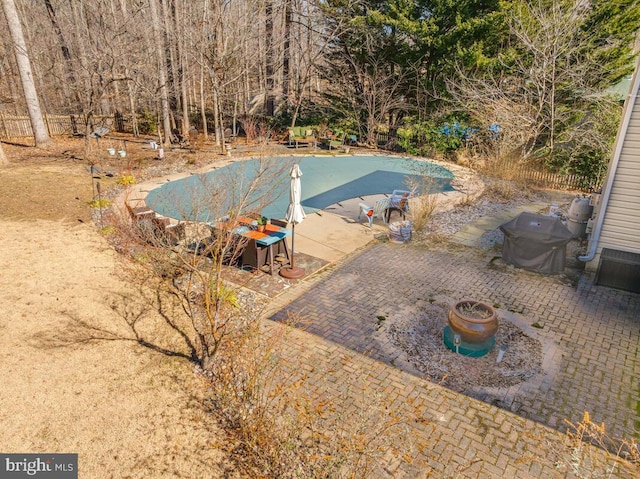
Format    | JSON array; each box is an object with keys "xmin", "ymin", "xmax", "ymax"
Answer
[{"xmin": 579, "ymin": 59, "xmax": 640, "ymax": 262}]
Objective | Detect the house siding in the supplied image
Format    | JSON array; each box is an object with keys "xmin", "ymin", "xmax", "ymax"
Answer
[{"xmin": 587, "ymin": 77, "xmax": 640, "ymax": 272}]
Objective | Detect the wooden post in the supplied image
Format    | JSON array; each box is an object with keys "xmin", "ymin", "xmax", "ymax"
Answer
[{"xmin": 0, "ymin": 112, "xmax": 8, "ymax": 140}]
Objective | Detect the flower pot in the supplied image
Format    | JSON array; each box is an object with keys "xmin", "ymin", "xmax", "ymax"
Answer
[
  {"xmin": 447, "ymin": 300, "xmax": 498, "ymax": 344},
  {"xmin": 257, "ymin": 224, "xmax": 265, "ymax": 232}
]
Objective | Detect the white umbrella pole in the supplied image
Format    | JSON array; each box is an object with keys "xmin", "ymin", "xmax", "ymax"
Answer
[
  {"xmin": 281, "ymin": 163, "xmax": 306, "ymax": 279},
  {"xmin": 281, "ymin": 222, "xmax": 304, "ymax": 278},
  {"xmin": 290, "ymin": 223, "xmax": 296, "ymax": 269}
]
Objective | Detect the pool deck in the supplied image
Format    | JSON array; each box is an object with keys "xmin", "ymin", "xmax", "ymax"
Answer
[
  {"xmin": 124, "ymin": 153, "xmax": 640, "ymax": 478},
  {"xmin": 124, "ymin": 152, "xmax": 483, "ymax": 264}
]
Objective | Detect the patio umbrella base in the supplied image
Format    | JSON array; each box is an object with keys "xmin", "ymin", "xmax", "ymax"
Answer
[{"xmin": 280, "ymin": 266, "xmax": 305, "ymax": 279}]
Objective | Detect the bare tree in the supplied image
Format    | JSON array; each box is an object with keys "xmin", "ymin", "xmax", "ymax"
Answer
[
  {"xmin": 1, "ymin": 0, "xmax": 51, "ymax": 147},
  {"xmin": 174, "ymin": 0, "xmax": 191, "ymax": 136},
  {"xmin": 43, "ymin": 0, "xmax": 80, "ymax": 108},
  {"xmin": 287, "ymin": 2, "xmax": 352, "ymax": 127},
  {"xmin": 149, "ymin": 0, "xmax": 173, "ymax": 146},
  {"xmin": 282, "ymin": 0, "xmax": 291, "ymax": 98},
  {"xmin": 0, "ymin": 0, "xmax": 350, "ymax": 142},
  {"xmin": 326, "ymin": 53, "xmax": 411, "ymax": 147},
  {"xmin": 446, "ymin": 71, "xmax": 540, "ymax": 161},
  {"xmin": 120, "ymin": 156, "xmax": 290, "ymax": 369},
  {"xmin": 506, "ymin": 0, "xmax": 588, "ymax": 154},
  {"xmin": 264, "ymin": 0, "xmax": 275, "ymax": 116}
]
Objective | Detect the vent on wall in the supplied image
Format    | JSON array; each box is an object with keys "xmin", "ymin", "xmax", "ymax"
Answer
[{"xmin": 595, "ymin": 248, "xmax": 640, "ymax": 294}]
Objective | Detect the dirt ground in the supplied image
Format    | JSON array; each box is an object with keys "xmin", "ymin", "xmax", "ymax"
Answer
[{"xmin": 0, "ymin": 137, "xmax": 237, "ymax": 478}]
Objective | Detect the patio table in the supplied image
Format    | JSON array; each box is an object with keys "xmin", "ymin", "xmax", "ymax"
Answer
[{"xmin": 213, "ymin": 217, "xmax": 292, "ymax": 275}]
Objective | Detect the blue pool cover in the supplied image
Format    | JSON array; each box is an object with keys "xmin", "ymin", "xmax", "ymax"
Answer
[{"xmin": 145, "ymin": 155, "xmax": 455, "ymax": 222}]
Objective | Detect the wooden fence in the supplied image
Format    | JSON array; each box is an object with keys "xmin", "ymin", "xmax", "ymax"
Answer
[
  {"xmin": 511, "ymin": 165, "xmax": 600, "ymax": 192},
  {"xmin": 0, "ymin": 113, "xmax": 126, "ymax": 140}
]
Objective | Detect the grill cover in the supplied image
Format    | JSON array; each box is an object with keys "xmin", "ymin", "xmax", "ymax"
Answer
[{"xmin": 499, "ymin": 212, "xmax": 573, "ymax": 274}]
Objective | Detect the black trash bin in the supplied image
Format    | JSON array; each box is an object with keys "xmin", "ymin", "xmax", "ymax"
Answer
[{"xmin": 499, "ymin": 212, "xmax": 573, "ymax": 274}]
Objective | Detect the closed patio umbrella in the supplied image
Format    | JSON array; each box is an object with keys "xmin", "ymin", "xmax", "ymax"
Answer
[{"xmin": 280, "ymin": 164, "xmax": 306, "ymax": 279}]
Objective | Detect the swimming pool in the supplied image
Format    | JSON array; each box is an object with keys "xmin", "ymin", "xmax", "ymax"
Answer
[{"xmin": 145, "ymin": 155, "xmax": 455, "ymax": 222}]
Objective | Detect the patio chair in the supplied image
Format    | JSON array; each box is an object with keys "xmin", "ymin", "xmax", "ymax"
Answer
[
  {"xmin": 387, "ymin": 189, "xmax": 412, "ymax": 222},
  {"xmin": 319, "ymin": 132, "xmax": 346, "ymax": 150},
  {"xmin": 89, "ymin": 126, "xmax": 110, "ymax": 139},
  {"xmin": 358, "ymin": 198, "xmax": 391, "ymax": 228},
  {"xmin": 391, "ymin": 189, "xmax": 413, "ymax": 198},
  {"xmin": 270, "ymin": 218, "xmax": 288, "ymax": 228}
]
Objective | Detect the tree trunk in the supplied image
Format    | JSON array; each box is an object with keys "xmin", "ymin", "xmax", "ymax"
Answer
[
  {"xmin": 264, "ymin": 0, "xmax": 275, "ymax": 116},
  {"xmin": 126, "ymin": 72, "xmax": 139, "ymax": 137},
  {"xmin": 70, "ymin": 1, "xmax": 92, "ymax": 105},
  {"xmin": 199, "ymin": 59, "xmax": 208, "ymax": 140},
  {"xmin": 43, "ymin": 0, "xmax": 82, "ymax": 110},
  {"xmin": 282, "ymin": 0, "xmax": 291, "ymax": 98},
  {"xmin": 2, "ymin": 0, "xmax": 51, "ymax": 147},
  {"xmin": 161, "ymin": 0, "xmax": 179, "ymax": 133},
  {"xmin": 149, "ymin": 0, "xmax": 173, "ymax": 146},
  {"xmin": 198, "ymin": 0, "xmax": 208, "ymax": 141},
  {"xmin": 174, "ymin": 0, "xmax": 189, "ymax": 135},
  {"xmin": 232, "ymin": 93, "xmax": 238, "ymax": 137},
  {"xmin": 212, "ymin": 86, "xmax": 221, "ymax": 148}
]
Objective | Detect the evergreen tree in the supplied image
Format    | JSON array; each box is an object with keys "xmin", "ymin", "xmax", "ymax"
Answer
[
  {"xmin": 577, "ymin": 0, "xmax": 639, "ymax": 88},
  {"xmin": 320, "ymin": 0, "xmax": 505, "ymax": 141},
  {"xmin": 445, "ymin": 0, "xmax": 639, "ymax": 183}
]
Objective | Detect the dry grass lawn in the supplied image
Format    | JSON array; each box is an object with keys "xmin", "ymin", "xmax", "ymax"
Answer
[{"xmin": 0, "ymin": 137, "xmax": 237, "ymax": 478}]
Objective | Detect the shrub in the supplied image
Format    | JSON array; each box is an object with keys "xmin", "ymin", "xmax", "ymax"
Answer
[
  {"xmin": 406, "ymin": 176, "xmax": 441, "ymax": 233},
  {"xmin": 206, "ymin": 315, "xmax": 426, "ymax": 478},
  {"xmin": 398, "ymin": 116, "xmax": 475, "ymax": 157},
  {"xmin": 88, "ymin": 198, "xmax": 111, "ymax": 208},
  {"xmin": 484, "ymin": 180, "xmax": 519, "ymax": 202},
  {"xmin": 556, "ymin": 412, "xmax": 640, "ymax": 477},
  {"xmin": 116, "ymin": 175, "xmax": 136, "ymax": 187},
  {"xmin": 137, "ymin": 110, "xmax": 157, "ymax": 135}
]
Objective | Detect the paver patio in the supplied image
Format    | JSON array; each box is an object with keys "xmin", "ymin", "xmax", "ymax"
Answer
[
  {"xmin": 130, "ymin": 157, "xmax": 638, "ymax": 476},
  {"xmin": 267, "ymin": 239, "xmax": 640, "ymax": 477}
]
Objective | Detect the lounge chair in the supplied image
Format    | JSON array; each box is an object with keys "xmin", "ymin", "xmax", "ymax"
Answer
[{"xmin": 358, "ymin": 198, "xmax": 392, "ymax": 228}]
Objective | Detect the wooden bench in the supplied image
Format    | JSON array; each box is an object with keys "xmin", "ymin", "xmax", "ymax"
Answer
[{"xmin": 288, "ymin": 126, "xmax": 317, "ymax": 148}]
